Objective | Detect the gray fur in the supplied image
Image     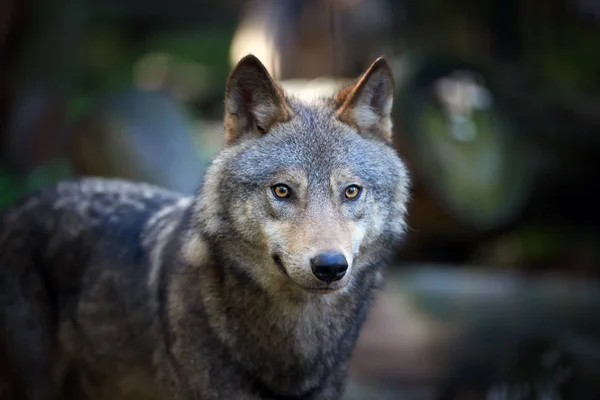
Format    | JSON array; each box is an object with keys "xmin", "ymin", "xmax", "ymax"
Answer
[{"xmin": 0, "ymin": 55, "xmax": 410, "ymax": 400}]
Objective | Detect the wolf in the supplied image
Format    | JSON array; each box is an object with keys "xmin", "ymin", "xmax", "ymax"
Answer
[{"xmin": 0, "ymin": 54, "xmax": 410, "ymax": 400}]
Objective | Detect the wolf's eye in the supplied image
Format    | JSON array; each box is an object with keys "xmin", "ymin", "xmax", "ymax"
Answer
[
  {"xmin": 344, "ymin": 185, "xmax": 361, "ymax": 200},
  {"xmin": 272, "ymin": 184, "xmax": 291, "ymax": 199}
]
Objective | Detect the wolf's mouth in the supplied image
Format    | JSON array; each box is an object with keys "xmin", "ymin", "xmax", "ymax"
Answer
[
  {"xmin": 272, "ymin": 253, "xmax": 342, "ymax": 293},
  {"xmin": 272, "ymin": 253, "xmax": 289, "ymax": 277}
]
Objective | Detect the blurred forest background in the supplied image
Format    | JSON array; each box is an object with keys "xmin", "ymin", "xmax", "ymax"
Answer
[{"xmin": 1, "ymin": 0, "xmax": 600, "ymax": 398}]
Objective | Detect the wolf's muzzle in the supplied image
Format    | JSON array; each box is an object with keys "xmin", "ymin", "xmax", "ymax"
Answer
[{"xmin": 310, "ymin": 252, "xmax": 348, "ymax": 284}]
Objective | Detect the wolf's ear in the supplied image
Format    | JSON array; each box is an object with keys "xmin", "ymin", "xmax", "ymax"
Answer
[
  {"xmin": 224, "ymin": 55, "xmax": 292, "ymax": 145},
  {"xmin": 335, "ymin": 57, "xmax": 395, "ymax": 142}
]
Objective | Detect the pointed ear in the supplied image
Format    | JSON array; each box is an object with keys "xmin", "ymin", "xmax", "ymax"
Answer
[
  {"xmin": 224, "ymin": 54, "xmax": 293, "ymax": 145},
  {"xmin": 335, "ymin": 57, "xmax": 395, "ymax": 142}
]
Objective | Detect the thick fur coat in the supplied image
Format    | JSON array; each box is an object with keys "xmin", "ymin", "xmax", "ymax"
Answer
[{"xmin": 0, "ymin": 55, "xmax": 410, "ymax": 400}]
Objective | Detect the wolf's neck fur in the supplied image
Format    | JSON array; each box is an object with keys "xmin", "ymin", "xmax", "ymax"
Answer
[{"xmin": 175, "ymin": 231, "xmax": 378, "ymax": 397}]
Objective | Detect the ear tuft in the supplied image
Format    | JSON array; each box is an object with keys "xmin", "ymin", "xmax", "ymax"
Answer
[
  {"xmin": 224, "ymin": 54, "xmax": 292, "ymax": 145},
  {"xmin": 335, "ymin": 57, "xmax": 395, "ymax": 142}
]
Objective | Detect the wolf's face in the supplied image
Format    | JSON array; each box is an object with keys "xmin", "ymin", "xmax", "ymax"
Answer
[{"xmin": 196, "ymin": 55, "xmax": 410, "ymax": 295}]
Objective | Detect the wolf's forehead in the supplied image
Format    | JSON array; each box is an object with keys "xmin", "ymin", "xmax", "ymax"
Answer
[
  {"xmin": 235, "ymin": 139, "xmax": 344, "ymax": 181},
  {"xmin": 267, "ymin": 119, "xmax": 359, "ymax": 166},
  {"xmin": 230, "ymin": 100, "xmax": 396, "ymax": 182},
  {"xmin": 233, "ymin": 133, "xmax": 388, "ymax": 186}
]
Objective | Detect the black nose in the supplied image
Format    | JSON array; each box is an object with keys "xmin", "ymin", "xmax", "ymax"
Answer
[{"xmin": 310, "ymin": 252, "xmax": 348, "ymax": 284}]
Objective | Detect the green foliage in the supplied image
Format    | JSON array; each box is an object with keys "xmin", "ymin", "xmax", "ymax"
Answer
[{"xmin": 68, "ymin": 24, "xmax": 234, "ymax": 121}]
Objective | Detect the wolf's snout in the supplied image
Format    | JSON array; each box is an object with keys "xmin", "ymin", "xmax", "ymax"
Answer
[{"xmin": 310, "ymin": 252, "xmax": 348, "ymax": 284}]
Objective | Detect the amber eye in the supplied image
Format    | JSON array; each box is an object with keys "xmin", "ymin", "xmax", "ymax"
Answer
[
  {"xmin": 345, "ymin": 185, "xmax": 361, "ymax": 200},
  {"xmin": 272, "ymin": 184, "xmax": 291, "ymax": 199}
]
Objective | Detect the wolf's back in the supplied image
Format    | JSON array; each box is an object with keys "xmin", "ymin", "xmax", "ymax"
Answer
[{"xmin": 0, "ymin": 177, "xmax": 185, "ymax": 268}]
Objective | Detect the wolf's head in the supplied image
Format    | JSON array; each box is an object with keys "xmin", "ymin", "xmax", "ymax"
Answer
[{"xmin": 191, "ymin": 55, "xmax": 410, "ymax": 296}]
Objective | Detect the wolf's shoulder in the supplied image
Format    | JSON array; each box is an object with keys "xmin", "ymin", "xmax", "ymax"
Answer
[
  {"xmin": 0, "ymin": 177, "xmax": 191, "ymax": 244},
  {"xmin": 0, "ymin": 177, "xmax": 196, "ymax": 287},
  {"xmin": 40, "ymin": 177, "xmax": 183, "ymax": 204},
  {"xmin": 4, "ymin": 177, "xmax": 183, "ymax": 213}
]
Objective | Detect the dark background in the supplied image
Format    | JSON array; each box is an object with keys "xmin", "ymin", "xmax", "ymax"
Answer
[{"xmin": 1, "ymin": 0, "xmax": 600, "ymax": 398}]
